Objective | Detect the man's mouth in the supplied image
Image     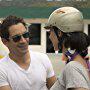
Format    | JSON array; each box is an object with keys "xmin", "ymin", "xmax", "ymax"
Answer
[{"xmin": 18, "ymin": 44, "xmax": 28, "ymax": 48}]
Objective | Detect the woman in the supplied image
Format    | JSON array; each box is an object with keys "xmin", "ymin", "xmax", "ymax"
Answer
[{"xmin": 44, "ymin": 6, "xmax": 90, "ymax": 90}]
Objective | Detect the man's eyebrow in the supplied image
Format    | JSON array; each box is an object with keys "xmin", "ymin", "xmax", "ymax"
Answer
[{"xmin": 11, "ymin": 31, "xmax": 27, "ymax": 37}]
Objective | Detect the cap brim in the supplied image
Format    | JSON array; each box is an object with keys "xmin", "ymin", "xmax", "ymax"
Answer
[{"xmin": 44, "ymin": 23, "xmax": 51, "ymax": 29}]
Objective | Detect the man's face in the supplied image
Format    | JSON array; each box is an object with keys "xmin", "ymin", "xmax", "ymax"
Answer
[{"xmin": 7, "ymin": 23, "xmax": 29, "ymax": 55}]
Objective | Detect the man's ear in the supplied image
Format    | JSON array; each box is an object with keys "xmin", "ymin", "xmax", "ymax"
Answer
[{"xmin": 1, "ymin": 38, "xmax": 9, "ymax": 46}]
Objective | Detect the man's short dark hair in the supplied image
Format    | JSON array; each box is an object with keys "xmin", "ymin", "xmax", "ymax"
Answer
[{"xmin": 0, "ymin": 15, "xmax": 26, "ymax": 40}]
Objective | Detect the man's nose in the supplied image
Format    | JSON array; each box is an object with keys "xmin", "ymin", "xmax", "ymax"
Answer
[{"xmin": 19, "ymin": 36, "xmax": 26, "ymax": 43}]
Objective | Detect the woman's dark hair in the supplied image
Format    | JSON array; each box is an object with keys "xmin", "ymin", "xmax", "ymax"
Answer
[
  {"xmin": 0, "ymin": 15, "xmax": 26, "ymax": 40},
  {"xmin": 63, "ymin": 32, "xmax": 90, "ymax": 57}
]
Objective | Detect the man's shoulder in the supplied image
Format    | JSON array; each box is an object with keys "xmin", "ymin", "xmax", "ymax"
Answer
[
  {"xmin": 0, "ymin": 56, "xmax": 8, "ymax": 62},
  {"xmin": 30, "ymin": 50, "xmax": 50, "ymax": 65},
  {"xmin": 0, "ymin": 56, "xmax": 9, "ymax": 67}
]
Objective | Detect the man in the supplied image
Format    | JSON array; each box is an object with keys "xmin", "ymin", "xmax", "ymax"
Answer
[
  {"xmin": 44, "ymin": 7, "xmax": 90, "ymax": 90},
  {"xmin": 0, "ymin": 15, "xmax": 56, "ymax": 90}
]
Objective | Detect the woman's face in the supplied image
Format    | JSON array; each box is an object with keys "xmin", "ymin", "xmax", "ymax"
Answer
[{"xmin": 49, "ymin": 28, "xmax": 59, "ymax": 51}]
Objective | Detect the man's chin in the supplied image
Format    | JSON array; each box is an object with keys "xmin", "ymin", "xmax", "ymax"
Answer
[
  {"xmin": 20, "ymin": 49, "xmax": 29, "ymax": 54},
  {"xmin": 18, "ymin": 47, "xmax": 29, "ymax": 53}
]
